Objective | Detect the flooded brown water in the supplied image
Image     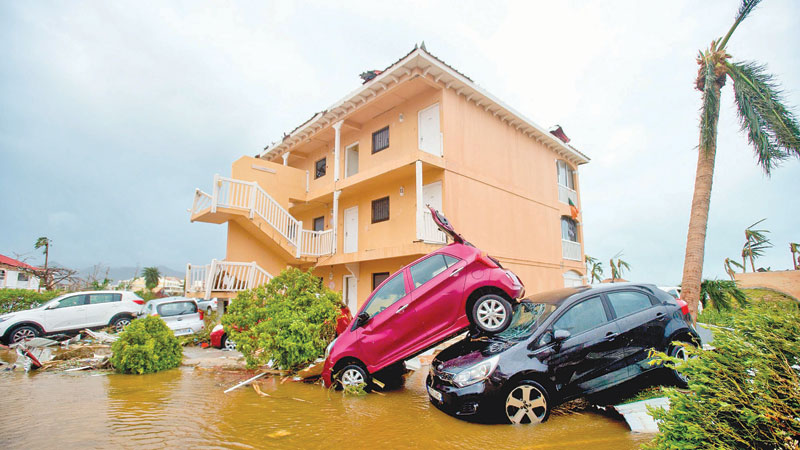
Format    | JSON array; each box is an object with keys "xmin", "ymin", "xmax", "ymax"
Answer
[{"xmin": 0, "ymin": 361, "xmax": 651, "ymax": 449}]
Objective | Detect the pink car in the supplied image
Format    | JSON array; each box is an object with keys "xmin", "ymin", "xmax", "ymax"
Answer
[{"xmin": 322, "ymin": 207, "xmax": 525, "ymax": 388}]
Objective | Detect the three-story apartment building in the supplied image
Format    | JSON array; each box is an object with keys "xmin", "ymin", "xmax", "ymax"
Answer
[{"xmin": 186, "ymin": 45, "xmax": 589, "ymax": 312}]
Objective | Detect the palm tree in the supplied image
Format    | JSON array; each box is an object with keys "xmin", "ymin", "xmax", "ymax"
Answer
[
  {"xmin": 741, "ymin": 219, "xmax": 772, "ymax": 271},
  {"xmin": 723, "ymin": 257, "xmax": 744, "ymax": 280},
  {"xmin": 585, "ymin": 255, "xmax": 604, "ymax": 284},
  {"xmin": 700, "ymin": 279, "xmax": 748, "ymax": 311},
  {"xmin": 681, "ymin": 0, "xmax": 800, "ymax": 321},
  {"xmin": 34, "ymin": 237, "xmax": 51, "ymax": 291},
  {"xmin": 609, "ymin": 255, "xmax": 631, "ymax": 282},
  {"xmin": 142, "ymin": 267, "xmax": 161, "ymax": 291},
  {"xmin": 791, "ymin": 243, "xmax": 799, "ymax": 270}
]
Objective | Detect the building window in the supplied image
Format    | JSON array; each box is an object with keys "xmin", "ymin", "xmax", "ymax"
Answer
[
  {"xmin": 372, "ymin": 272, "xmax": 390, "ymax": 291},
  {"xmin": 315, "ymin": 157, "xmax": 327, "ymax": 179},
  {"xmin": 18, "ymin": 272, "xmax": 29, "ymax": 282},
  {"xmin": 0, "ymin": 270, "xmax": 5, "ymax": 283},
  {"xmin": 313, "ymin": 216, "xmax": 324, "ymax": 232},
  {"xmin": 557, "ymin": 160, "xmax": 575, "ymax": 190},
  {"xmin": 372, "ymin": 126, "xmax": 389, "ymax": 153},
  {"xmin": 561, "ymin": 216, "xmax": 578, "ymax": 242},
  {"xmin": 371, "ymin": 196, "xmax": 390, "ymax": 223}
]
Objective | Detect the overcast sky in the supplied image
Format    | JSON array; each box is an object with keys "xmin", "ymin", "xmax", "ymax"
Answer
[{"xmin": 1, "ymin": 0, "xmax": 798, "ymax": 284}]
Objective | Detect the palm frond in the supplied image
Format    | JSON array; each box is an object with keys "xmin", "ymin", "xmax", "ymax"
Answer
[
  {"xmin": 719, "ymin": 0, "xmax": 762, "ymax": 50},
  {"xmin": 699, "ymin": 61, "xmax": 721, "ymax": 153},
  {"xmin": 700, "ymin": 279, "xmax": 749, "ymax": 311},
  {"xmin": 727, "ymin": 61, "xmax": 800, "ymax": 174}
]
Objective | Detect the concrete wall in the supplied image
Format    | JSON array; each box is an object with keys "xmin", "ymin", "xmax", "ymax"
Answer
[{"xmin": 734, "ymin": 270, "xmax": 800, "ymax": 301}]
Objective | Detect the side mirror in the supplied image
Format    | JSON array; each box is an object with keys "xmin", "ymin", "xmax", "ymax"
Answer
[
  {"xmin": 356, "ymin": 312, "xmax": 370, "ymax": 327},
  {"xmin": 553, "ymin": 329, "xmax": 571, "ymax": 342},
  {"xmin": 45, "ymin": 303, "xmax": 57, "ymax": 310}
]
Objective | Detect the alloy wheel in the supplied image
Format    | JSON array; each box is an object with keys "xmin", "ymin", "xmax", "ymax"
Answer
[
  {"xmin": 476, "ymin": 299, "xmax": 507, "ymax": 331},
  {"xmin": 673, "ymin": 346, "xmax": 689, "ymax": 383},
  {"xmin": 224, "ymin": 337, "xmax": 237, "ymax": 351},
  {"xmin": 115, "ymin": 319, "xmax": 131, "ymax": 332},
  {"xmin": 505, "ymin": 384, "xmax": 547, "ymax": 424},
  {"xmin": 340, "ymin": 368, "xmax": 365, "ymax": 387},
  {"xmin": 12, "ymin": 328, "xmax": 36, "ymax": 343}
]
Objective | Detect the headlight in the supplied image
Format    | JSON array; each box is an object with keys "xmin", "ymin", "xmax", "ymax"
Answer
[
  {"xmin": 452, "ymin": 355, "xmax": 500, "ymax": 388},
  {"xmin": 325, "ymin": 338, "xmax": 337, "ymax": 360}
]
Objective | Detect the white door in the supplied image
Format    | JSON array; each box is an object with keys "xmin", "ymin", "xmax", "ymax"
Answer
[
  {"xmin": 418, "ymin": 103, "xmax": 442, "ymax": 156},
  {"xmin": 422, "ymin": 181, "xmax": 442, "ymax": 210},
  {"xmin": 43, "ymin": 294, "xmax": 88, "ymax": 331},
  {"xmin": 345, "ymin": 143, "xmax": 359, "ymax": 177},
  {"xmin": 343, "ymin": 206, "xmax": 358, "ymax": 253},
  {"xmin": 344, "ymin": 275, "xmax": 358, "ymax": 313}
]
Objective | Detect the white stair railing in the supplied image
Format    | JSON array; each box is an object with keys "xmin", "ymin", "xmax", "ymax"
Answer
[
  {"xmin": 421, "ymin": 210, "xmax": 447, "ymax": 243},
  {"xmin": 191, "ymin": 175, "xmax": 334, "ymax": 257},
  {"xmin": 186, "ymin": 260, "xmax": 274, "ymax": 298}
]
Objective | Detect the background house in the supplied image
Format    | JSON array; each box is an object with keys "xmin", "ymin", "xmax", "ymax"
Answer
[
  {"xmin": 186, "ymin": 46, "xmax": 589, "ymax": 311},
  {"xmin": 0, "ymin": 254, "xmax": 41, "ymax": 290}
]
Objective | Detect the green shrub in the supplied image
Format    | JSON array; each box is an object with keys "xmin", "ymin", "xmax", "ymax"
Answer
[
  {"xmin": 110, "ymin": 316, "xmax": 183, "ymax": 374},
  {"xmin": 0, "ymin": 289, "xmax": 62, "ymax": 313},
  {"xmin": 222, "ymin": 267, "xmax": 341, "ymax": 371},
  {"xmin": 646, "ymin": 303, "xmax": 800, "ymax": 450}
]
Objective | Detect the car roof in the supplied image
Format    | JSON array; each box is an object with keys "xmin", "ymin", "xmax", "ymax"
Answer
[
  {"xmin": 522, "ymin": 283, "xmax": 660, "ymax": 305},
  {"xmin": 145, "ymin": 297, "xmax": 196, "ymax": 306}
]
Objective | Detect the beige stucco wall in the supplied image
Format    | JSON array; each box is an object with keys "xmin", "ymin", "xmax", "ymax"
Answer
[{"xmin": 734, "ymin": 270, "xmax": 800, "ymax": 300}]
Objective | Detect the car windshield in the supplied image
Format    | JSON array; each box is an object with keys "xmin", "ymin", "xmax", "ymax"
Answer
[{"xmin": 497, "ymin": 302, "xmax": 556, "ymax": 340}]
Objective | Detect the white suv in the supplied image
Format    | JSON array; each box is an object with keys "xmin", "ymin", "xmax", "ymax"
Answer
[{"xmin": 0, "ymin": 290, "xmax": 145, "ymax": 344}]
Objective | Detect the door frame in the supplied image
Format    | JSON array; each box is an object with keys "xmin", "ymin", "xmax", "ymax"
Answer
[
  {"xmin": 418, "ymin": 102, "xmax": 442, "ymax": 156},
  {"xmin": 343, "ymin": 205, "xmax": 358, "ymax": 254},
  {"xmin": 343, "ymin": 274, "xmax": 358, "ymax": 313}
]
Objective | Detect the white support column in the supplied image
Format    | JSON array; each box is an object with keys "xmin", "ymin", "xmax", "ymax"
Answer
[
  {"xmin": 415, "ymin": 160, "xmax": 423, "ymax": 240},
  {"xmin": 333, "ymin": 120, "xmax": 343, "ymax": 182},
  {"xmin": 282, "ymin": 152, "xmax": 290, "ymax": 166},
  {"xmin": 247, "ymin": 261, "xmax": 256, "ymax": 289},
  {"xmin": 333, "ymin": 190, "xmax": 341, "ymax": 254},
  {"xmin": 248, "ymin": 181, "xmax": 257, "ymax": 218},
  {"xmin": 306, "ymin": 170, "xmax": 310, "ymax": 192},
  {"xmin": 206, "ymin": 259, "xmax": 217, "ymax": 299},
  {"xmin": 185, "ymin": 263, "xmax": 191, "ymax": 295},
  {"xmin": 211, "ymin": 174, "xmax": 220, "ymax": 213},
  {"xmin": 295, "ymin": 221, "xmax": 303, "ymax": 258}
]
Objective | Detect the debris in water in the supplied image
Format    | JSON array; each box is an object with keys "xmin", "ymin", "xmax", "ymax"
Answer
[
  {"xmin": 224, "ymin": 371, "xmax": 268, "ymax": 393},
  {"xmin": 83, "ymin": 329, "xmax": 119, "ymax": 343},
  {"xmin": 267, "ymin": 430, "xmax": 291, "ymax": 439}
]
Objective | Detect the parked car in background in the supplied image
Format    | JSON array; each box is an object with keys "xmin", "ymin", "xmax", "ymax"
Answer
[
  {"xmin": 426, "ymin": 283, "xmax": 699, "ymax": 424},
  {"xmin": 0, "ymin": 291, "xmax": 145, "ymax": 344},
  {"xmin": 141, "ymin": 297, "xmax": 204, "ymax": 336},
  {"xmin": 322, "ymin": 207, "xmax": 525, "ymax": 388},
  {"xmin": 196, "ymin": 298, "xmax": 219, "ymax": 315},
  {"xmin": 658, "ymin": 286, "xmax": 701, "ymax": 313}
]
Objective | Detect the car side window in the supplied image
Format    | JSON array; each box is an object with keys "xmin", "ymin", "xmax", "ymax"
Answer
[
  {"xmin": 606, "ymin": 291, "xmax": 654, "ymax": 318},
  {"xmin": 157, "ymin": 301, "xmax": 198, "ymax": 317},
  {"xmin": 363, "ymin": 272, "xmax": 406, "ymax": 317},
  {"xmin": 56, "ymin": 295, "xmax": 86, "ymax": 309},
  {"xmin": 553, "ymin": 296, "xmax": 608, "ymax": 336},
  {"xmin": 88, "ymin": 293, "xmax": 122, "ymax": 305},
  {"xmin": 443, "ymin": 255, "xmax": 460, "ymax": 267},
  {"xmin": 409, "ymin": 255, "xmax": 451, "ymax": 289}
]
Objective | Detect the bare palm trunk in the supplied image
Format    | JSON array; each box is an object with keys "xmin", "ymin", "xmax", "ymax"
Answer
[
  {"xmin": 681, "ymin": 82, "xmax": 722, "ymax": 323},
  {"xmin": 749, "ymin": 254, "xmax": 755, "ymax": 272},
  {"xmin": 42, "ymin": 243, "xmax": 49, "ymax": 292}
]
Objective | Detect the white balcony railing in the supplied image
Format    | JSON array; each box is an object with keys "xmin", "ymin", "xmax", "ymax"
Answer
[
  {"xmin": 558, "ymin": 184, "xmax": 578, "ymax": 206},
  {"xmin": 189, "ymin": 175, "xmax": 333, "ymax": 257},
  {"xmin": 562, "ymin": 239, "xmax": 582, "ymax": 261},
  {"xmin": 186, "ymin": 260, "xmax": 274, "ymax": 299},
  {"xmin": 420, "ymin": 210, "xmax": 447, "ymax": 244}
]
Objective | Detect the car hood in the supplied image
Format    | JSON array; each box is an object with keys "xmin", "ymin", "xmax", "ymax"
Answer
[
  {"xmin": 428, "ymin": 206, "xmax": 466, "ymax": 245},
  {"xmin": 433, "ymin": 336, "xmax": 516, "ymax": 372}
]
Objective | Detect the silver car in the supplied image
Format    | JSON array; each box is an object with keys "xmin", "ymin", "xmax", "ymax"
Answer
[{"xmin": 142, "ymin": 297, "xmax": 204, "ymax": 336}]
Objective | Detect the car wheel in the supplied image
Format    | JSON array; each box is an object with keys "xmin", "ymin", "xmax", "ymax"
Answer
[
  {"xmin": 336, "ymin": 364, "xmax": 371, "ymax": 391},
  {"xmin": 111, "ymin": 316, "xmax": 132, "ymax": 332},
  {"xmin": 668, "ymin": 342, "xmax": 692, "ymax": 387},
  {"xmin": 471, "ymin": 294, "xmax": 512, "ymax": 334},
  {"xmin": 503, "ymin": 380, "xmax": 551, "ymax": 424},
  {"xmin": 10, "ymin": 325, "xmax": 40, "ymax": 344},
  {"xmin": 221, "ymin": 334, "xmax": 237, "ymax": 351}
]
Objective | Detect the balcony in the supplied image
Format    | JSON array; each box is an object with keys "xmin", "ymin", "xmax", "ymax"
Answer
[
  {"xmin": 562, "ymin": 240, "xmax": 582, "ymax": 261},
  {"xmin": 186, "ymin": 260, "xmax": 273, "ymax": 298},
  {"xmin": 190, "ymin": 176, "xmax": 334, "ymax": 258},
  {"xmin": 420, "ymin": 210, "xmax": 447, "ymax": 244},
  {"xmin": 558, "ymin": 184, "xmax": 578, "ymax": 205}
]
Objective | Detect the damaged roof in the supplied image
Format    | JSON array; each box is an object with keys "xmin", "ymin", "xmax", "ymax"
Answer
[{"xmin": 261, "ymin": 43, "xmax": 589, "ymax": 165}]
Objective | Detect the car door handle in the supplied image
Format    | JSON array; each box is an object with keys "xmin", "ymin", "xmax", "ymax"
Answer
[
  {"xmin": 655, "ymin": 311, "xmax": 666, "ymax": 319},
  {"xmin": 604, "ymin": 331, "xmax": 618, "ymax": 340},
  {"xmin": 450, "ymin": 267, "xmax": 464, "ymax": 277},
  {"xmin": 396, "ymin": 304, "xmax": 409, "ymax": 314}
]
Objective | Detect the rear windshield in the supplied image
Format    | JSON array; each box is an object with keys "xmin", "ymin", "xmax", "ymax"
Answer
[
  {"xmin": 157, "ymin": 301, "xmax": 197, "ymax": 317},
  {"xmin": 497, "ymin": 302, "xmax": 557, "ymax": 340}
]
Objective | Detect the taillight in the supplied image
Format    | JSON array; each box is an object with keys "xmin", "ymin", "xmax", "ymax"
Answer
[
  {"xmin": 199, "ymin": 310, "xmax": 204, "ymax": 320},
  {"xmin": 477, "ymin": 252, "xmax": 499, "ymax": 268},
  {"xmin": 132, "ymin": 299, "xmax": 144, "ymax": 305},
  {"xmin": 676, "ymin": 299, "xmax": 690, "ymax": 317}
]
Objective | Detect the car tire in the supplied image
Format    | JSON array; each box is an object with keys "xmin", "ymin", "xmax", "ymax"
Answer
[
  {"xmin": 9, "ymin": 325, "xmax": 41, "ymax": 344},
  {"xmin": 221, "ymin": 334, "xmax": 237, "ymax": 351},
  {"xmin": 471, "ymin": 294, "xmax": 512, "ymax": 334},
  {"xmin": 336, "ymin": 364, "xmax": 372, "ymax": 391},
  {"xmin": 668, "ymin": 342, "xmax": 692, "ymax": 387},
  {"xmin": 502, "ymin": 379, "xmax": 551, "ymax": 424},
  {"xmin": 111, "ymin": 316, "xmax": 133, "ymax": 332}
]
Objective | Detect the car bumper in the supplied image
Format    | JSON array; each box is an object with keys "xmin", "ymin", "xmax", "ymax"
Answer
[
  {"xmin": 426, "ymin": 374, "xmax": 502, "ymax": 417},
  {"xmin": 321, "ymin": 359, "xmax": 333, "ymax": 387}
]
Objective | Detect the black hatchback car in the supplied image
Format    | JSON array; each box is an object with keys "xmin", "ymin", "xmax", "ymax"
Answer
[{"xmin": 426, "ymin": 283, "xmax": 699, "ymax": 424}]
